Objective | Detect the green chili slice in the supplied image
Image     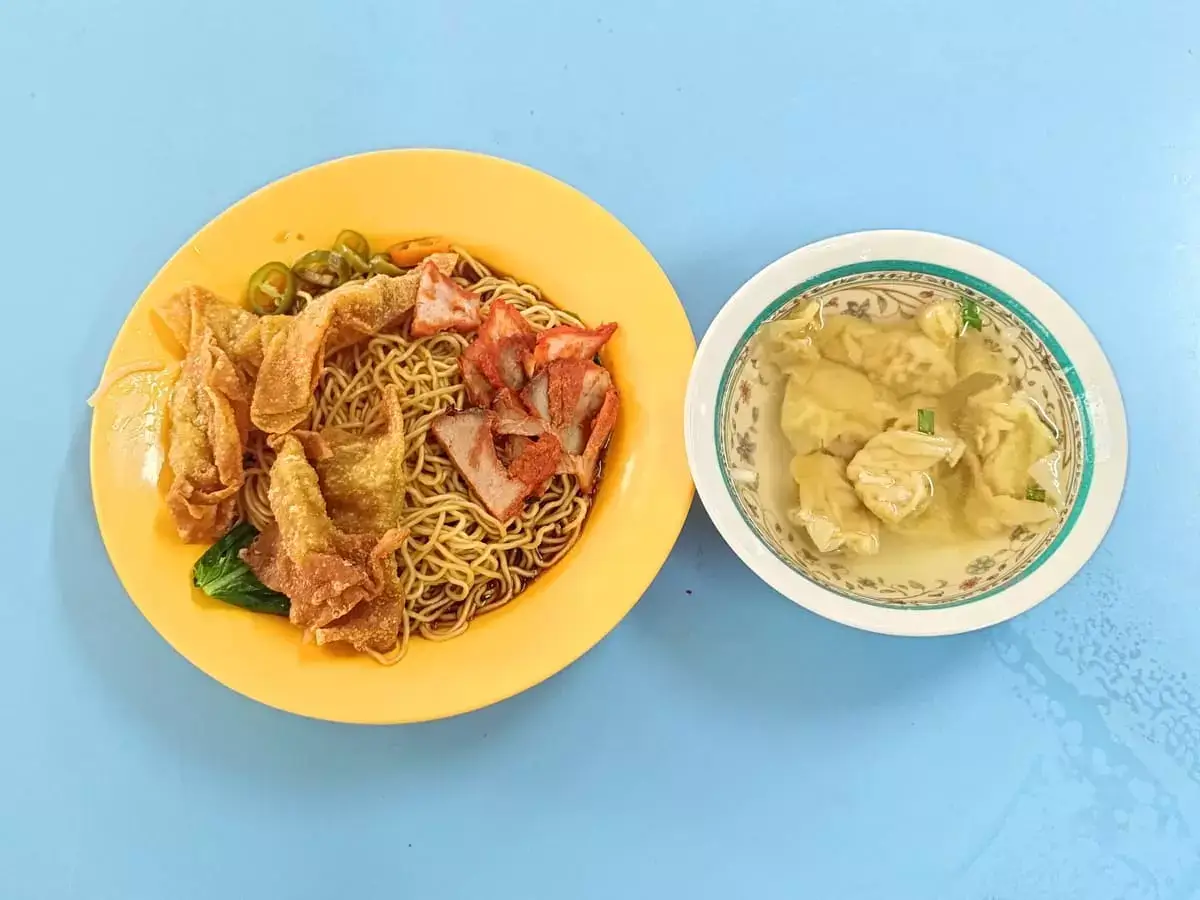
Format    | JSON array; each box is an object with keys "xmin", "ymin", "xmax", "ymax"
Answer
[
  {"xmin": 292, "ymin": 249, "xmax": 351, "ymax": 289},
  {"xmin": 246, "ymin": 261, "xmax": 297, "ymax": 314},
  {"xmin": 333, "ymin": 230, "xmax": 371, "ymax": 273},
  {"xmin": 368, "ymin": 253, "xmax": 405, "ymax": 276}
]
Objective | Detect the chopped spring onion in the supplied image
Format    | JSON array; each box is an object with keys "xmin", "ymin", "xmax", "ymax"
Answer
[
  {"xmin": 917, "ymin": 408, "xmax": 935, "ymax": 435},
  {"xmin": 959, "ymin": 297, "xmax": 983, "ymax": 331},
  {"xmin": 1026, "ymin": 485, "xmax": 1047, "ymax": 502}
]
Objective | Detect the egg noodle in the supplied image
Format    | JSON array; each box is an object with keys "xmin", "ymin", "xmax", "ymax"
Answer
[{"xmin": 240, "ymin": 249, "xmax": 591, "ymax": 664}]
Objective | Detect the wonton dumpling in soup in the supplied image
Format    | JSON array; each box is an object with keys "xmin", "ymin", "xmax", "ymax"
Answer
[
  {"xmin": 956, "ymin": 332, "xmax": 1012, "ymax": 384},
  {"xmin": 787, "ymin": 453, "xmax": 880, "ymax": 555},
  {"xmin": 846, "ymin": 430, "xmax": 966, "ymax": 525},
  {"xmin": 917, "ymin": 300, "xmax": 963, "ymax": 347},
  {"xmin": 815, "ymin": 315, "xmax": 959, "ymax": 397},
  {"xmin": 762, "ymin": 301, "xmax": 824, "ymax": 367},
  {"xmin": 764, "ymin": 295, "xmax": 1064, "ymax": 562},
  {"xmin": 960, "ymin": 388, "xmax": 1058, "ymax": 499},
  {"xmin": 962, "ymin": 452, "xmax": 1058, "ymax": 537},
  {"xmin": 778, "ymin": 359, "xmax": 898, "ymax": 458}
]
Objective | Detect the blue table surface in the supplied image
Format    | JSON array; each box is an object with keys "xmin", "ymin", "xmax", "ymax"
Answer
[{"xmin": 3, "ymin": 2, "xmax": 1198, "ymax": 898}]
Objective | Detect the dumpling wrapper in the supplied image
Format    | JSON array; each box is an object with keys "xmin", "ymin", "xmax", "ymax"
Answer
[
  {"xmin": 250, "ymin": 254, "xmax": 457, "ymax": 434},
  {"xmin": 230, "ymin": 314, "xmax": 292, "ymax": 373},
  {"xmin": 316, "ymin": 386, "xmax": 409, "ymax": 535},
  {"xmin": 960, "ymin": 388, "xmax": 1059, "ymax": 498},
  {"xmin": 163, "ymin": 314, "xmax": 251, "ymax": 543},
  {"xmin": 955, "ymin": 331, "xmax": 1012, "ymax": 384},
  {"xmin": 963, "ymin": 452, "xmax": 1059, "ymax": 537},
  {"xmin": 816, "ymin": 315, "xmax": 959, "ymax": 397},
  {"xmin": 788, "ymin": 453, "xmax": 880, "ymax": 555},
  {"xmin": 761, "ymin": 301, "xmax": 824, "ymax": 369},
  {"xmin": 312, "ymin": 561, "xmax": 407, "ymax": 654},
  {"xmin": 916, "ymin": 300, "xmax": 962, "ymax": 347},
  {"xmin": 777, "ymin": 358, "xmax": 898, "ymax": 459},
  {"xmin": 155, "ymin": 285, "xmax": 260, "ymax": 370},
  {"xmin": 242, "ymin": 434, "xmax": 408, "ymax": 636},
  {"xmin": 846, "ymin": 430, "xmax": 966, "ymax": 525}
]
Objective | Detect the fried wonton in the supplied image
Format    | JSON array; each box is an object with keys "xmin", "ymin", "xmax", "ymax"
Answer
[
  {"xmin": 251, "ymin": 254, "xmax": 457, "ymax": 433},
  {"xmin": 241, "ymin": 434, "xmax": 408, "ymax": 633},
  {"xmin": 230, "ymin": 314, "xmax": 291, "ymax": 372},
  {"xmin": 155, "ymin": 285, "xmax": 261, "ymax": 373},
  {"xmin": 248, "ymin": 299, "xmax": 339, "ymax": 436},
  {"xmin": 155, "ymin": 284, "xmax": 302, "ymax": 384},
  {"xmin": 155, "ymin": 285, "xmax": 255, "ymax": 354},
  {"xmin": 316, "ymin": 386, "xmax": 409, "ymax": 535},
  {"xmin": 312, "ymin": 555, "xmax": 407, "ymax": 654},
  {"xmin": 164, "ymin": 321, "xmax": 251, "ymax": 543}
]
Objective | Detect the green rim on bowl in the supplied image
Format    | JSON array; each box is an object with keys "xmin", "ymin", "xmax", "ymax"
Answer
[{"xmin": 714, "ymin": 259, "xmax": 1095, "ymax": 610}]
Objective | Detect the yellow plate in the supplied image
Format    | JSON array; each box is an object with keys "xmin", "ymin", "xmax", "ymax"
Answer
[{"xmin": 90, "ymin": 150, "xmax": 695, "ymax": 723}]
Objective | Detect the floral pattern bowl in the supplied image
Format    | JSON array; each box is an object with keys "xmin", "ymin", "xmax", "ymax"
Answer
[{"xmin": 685, "ymin": 231, "xmax": 1128, "ymax": 636}]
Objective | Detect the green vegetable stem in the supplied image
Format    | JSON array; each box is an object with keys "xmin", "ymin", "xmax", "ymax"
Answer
[{"xmin": 917, "ymin": 408, "xmax": 935, "ymax": 435}]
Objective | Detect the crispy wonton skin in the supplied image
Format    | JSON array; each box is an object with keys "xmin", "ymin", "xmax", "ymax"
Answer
[
  {"xmin": 312, "ymin": 531, "xmax": 409, "ymax": 653},
  {"xmin": 163, "ymin": 322, "xmax": 251, "ymax": 543},
  {"xmin": 230, "ymin": 314, "xmax": 291, "ymax": 373},
  {"xmin": 316, "ymin": 386, "xmax": 409, "ymax": 535},
  {"xmin": 250, "ymin": 254, "xmax": 457, "ymax": 434},
  {"xmin": 247, "ymin": 299, "xmax": 339, "ymax": 435},
  {"xmin": 155, "ymin": 285, "xmax": 261, "ymax": 373},
  {"xmin": 242, "ymin": 434, "xmax": 408, "ymax": 634}
]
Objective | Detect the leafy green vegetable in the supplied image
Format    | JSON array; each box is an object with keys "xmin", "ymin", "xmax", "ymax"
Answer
[
  {"xmin": 1025, "ymin": 485, "xmax": 1047, "ymax": 503},
  {"xmin": 959, "ymin": 297, "xmax": 983, "ymax": 331},
  {"xmin": 917, "ymin": 408, "xmax": 935, "ymax": 435},
  {"xmin": 192, "ymin": 522, "xmax": 290, "ymax": 616}
]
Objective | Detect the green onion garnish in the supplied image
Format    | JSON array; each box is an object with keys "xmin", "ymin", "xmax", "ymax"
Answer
[
  {"xmin": 1026, "ymin": 485, "xmax": 1047, "ymax": 502},
  {"xmin": 959, "ymin": 297, "xmax": 983, "ymax": 331},
  {"xmin": 917, "ymin": 408, "xmax": 935, "ymax": 435}
]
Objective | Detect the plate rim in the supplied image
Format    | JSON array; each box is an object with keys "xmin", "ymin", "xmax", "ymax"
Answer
[
  {"xmin": 684, "ymin": 228, "xmax": 1128, "ymax": 636},
  {"xmin": 90, "ymin": 147, "xmax": 696, "ymax": 722}
]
